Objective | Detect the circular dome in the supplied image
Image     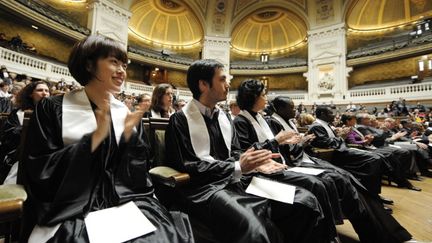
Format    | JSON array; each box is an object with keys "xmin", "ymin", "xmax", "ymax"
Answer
[
  {"xmin": 231, "ymin": 9, "xmax": 307, "ymax": 56},
  {"xmin": 128, "ymin": 0, "xmax": 203, "ymax": 50},
  {"xmin": 347, "ymin": 0, "xmax": 432, "ymax": 31}
]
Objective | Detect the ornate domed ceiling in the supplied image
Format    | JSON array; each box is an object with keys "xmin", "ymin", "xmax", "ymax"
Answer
[
  {"xmin": 231, "ymin": 9, "xmax": 307, "ymax": 56},
  {"xmin": 128, "ymin": 0, "xmax": 203, "ymax": 50},
  {"xmin": 347, "ymin": 0, "xmax": 432, "ymax": 31}
]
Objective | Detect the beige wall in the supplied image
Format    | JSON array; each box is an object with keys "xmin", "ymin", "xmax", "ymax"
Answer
[
  {"xmin": 0, "ymin": 12, "xmax": 75, "ymax": 63},
  {"xmin": 168, "ymin": 70, "xmax": 187, "ymax": 87}
]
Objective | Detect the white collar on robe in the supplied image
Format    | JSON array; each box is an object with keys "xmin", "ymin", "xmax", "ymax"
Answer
[
  {"xmin": 151, "ymin": 109, "xmax": 173, "ymax": 118},
  {"xmin": 16, "ymin": 109, "xmax": 24, "ymax": 126},
  {"xmin": 271, "ymin": 113, "xmax": 298, "ymax": 133},
  {"xmin": 183, "ymin": 99, "xmax": 232, "ymax": 162},
  {"xmin": 314, "ymin": 118, "xmax": 336, "ymax": 138},
  {"xmin": 239, "ymin": 110, "xmax": 274, "ymax": 143},
  {"xmin": 62, "ymin": 88, "xmax": 128, "ymax": 146},
  {"xmin": 352, "ymin": 126, "xmax": 365, "ymax": 139}
]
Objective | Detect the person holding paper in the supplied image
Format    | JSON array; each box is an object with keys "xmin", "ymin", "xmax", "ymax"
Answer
[
  {"xmin": 266, "ymin": 96, "xmax": 413, "ymax": 243},
  {"xmin": 20, "ymin": 35, "xmax": 192, "ymax": 243},
  {"xmin": 165, "ymin": 59, "xmax": 328, "ymax": 243},
  {"xmin": 233, "ymin": 79, "xmax": 342, "ymax": 241}
]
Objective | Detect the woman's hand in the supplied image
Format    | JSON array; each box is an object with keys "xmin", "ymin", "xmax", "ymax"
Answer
[{"xmin": 123, "ymin": 109, "xmax": 144, "ymax": 142}]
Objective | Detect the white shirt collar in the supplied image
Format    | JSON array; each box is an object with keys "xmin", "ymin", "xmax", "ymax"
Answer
[{"xmin": 192, "ymin": 99, "xmax": 218, "ymax": 119}]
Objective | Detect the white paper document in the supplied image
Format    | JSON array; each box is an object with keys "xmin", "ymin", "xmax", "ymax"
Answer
[
  {"xmin": 287, "ymin": 167, "xmax": 325, "ymax": 176},
  {"xmin": 84, "ymin": 201, "xmax": 156, "ymax": 243},
  {"xmin": 394, "ymin": 142, "xmax": 417, "ymax": 150},
  {"xmin": 246, "ymin": 176, "xmax": 295, "ymax": 204}
]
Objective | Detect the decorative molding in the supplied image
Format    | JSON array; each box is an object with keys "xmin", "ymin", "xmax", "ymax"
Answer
[
  {"xmin": 308, "ymin": 23, "xmax": 345, "ymax": 40},
  {"xmin": 231, "ymin": 66, "xmax": 307, "ymax": 75},
  {"xmin": 347, "ymin": 42, "xmax": 432, "ymax": 66},
  {"xmin": 88, "ymin": 0, "xmax": 131, "ymax": 22},
  {"xmin": 128, "ymin": 52, "xmax": 189, "ymax": 71}
]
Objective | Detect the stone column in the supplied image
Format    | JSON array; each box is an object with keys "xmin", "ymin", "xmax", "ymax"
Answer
[
  {"xmin": 304, "ymin": 23, "xmax": 352, "ymax": 103},
  {"xmin": 87, "ymin": 0, "xmax": 131, "ymax": 48},
  {"xmin": 202, "ymin": 36, "xmax": 231, "ymax": 73}
]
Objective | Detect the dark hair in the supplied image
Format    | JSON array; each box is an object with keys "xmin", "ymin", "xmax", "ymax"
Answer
[
  {"xmin": 150, "ymin": 83, "xmax": 172, "ymax": 113},
  {"xmin": 187, "ymin": 59, "xmax": 224, "ymax": 100},
  {"xmin": 341, "ymin": 113, "xmax": 355, "ymax": 125},
  {"xmin": 68, "ymin": 35, "xmax": 127, "ymax": 86},
  {"xmin": 15, "ymin": 81, "xmax": 50, "ymax": 110},
  {"xmin": 315, "ymin": 105, "xmax": 330, "ymax": 118},
  {"xmin": 236, "ymin": 79, "xmax": 265, "ymax": 110},
  {"xmin": 271, "ymin": 96, "xmax": 293, "ymax": 112}
]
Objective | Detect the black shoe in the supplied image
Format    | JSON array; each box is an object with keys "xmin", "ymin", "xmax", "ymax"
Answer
[
  {"xmin": 407, "ymin": 175, "xmax": 423, "ymax": 181},
  {"xmin": 398, "ymin": 181, "xmax": 422, "ymax": 191},
  {"xmin": 407, "ymin": 185, "xmax": 422, "ymax": 191},
  {"xmin": 383, "ymin": 206, "xmax": 393, "ymax": 214},
  {"xmin": 420, "ymin": 170, "xmax": 432, "ymax": 178},
  {"xmin": 379, "ymin": 196, "xmax": 394, "ymax": 205}
]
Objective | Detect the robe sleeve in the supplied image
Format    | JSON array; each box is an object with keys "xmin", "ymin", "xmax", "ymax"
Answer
[
  {"xmin": 115, "ymin": 124, "xmax": 154, "ymax": 202},
  {"xmin": 23, "ymin": 97, "xmax": 101, "ymax": 226},
  {"xmin": 308, "ymin": 125, "xmax": 344, "ymax": 149},
  {"xmin": 0, "ymin": 110, "xmax": 21, "ymax": 181},
  {"xmin": 345, "ymin": 131, "xmax": 365, "ymax": 145},
  {"xmin": 233, "ymin": 116, "xmax": 279, "ymax": 152},
  {"xmin": 164, "ymin": 112, "xmax": 236, "ymax": 203}
]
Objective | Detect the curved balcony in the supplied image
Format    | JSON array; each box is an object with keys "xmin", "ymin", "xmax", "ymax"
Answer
[{"xmin": 0, "ymin": 47, "xmax": 74, "ymax": 82}]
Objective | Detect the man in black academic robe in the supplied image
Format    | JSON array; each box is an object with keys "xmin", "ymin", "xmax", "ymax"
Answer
[
  {"xmin": 307, "ymin": 106, "xmax": 385, "ymax": 197},
  {"xmin": 261, "ymin": 98, "xmax": 412, "ymax": 242},
  {"xmin": 165, "ymin": 60, "xmax": 326, "ymax": 243},
  {"xmin": 355, "ymin": 114, "xmax": 421, "ymax": 190}
]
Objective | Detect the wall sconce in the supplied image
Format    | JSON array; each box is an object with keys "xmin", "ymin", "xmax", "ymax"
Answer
[{"xmin": 260, "ymin": 53, "xmax": 269, "ymax": 64}]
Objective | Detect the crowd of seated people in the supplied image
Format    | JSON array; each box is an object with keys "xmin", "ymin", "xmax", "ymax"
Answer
[{"xmin": 0, "ymin": 35, "xmax": 430, "ymax": 243}]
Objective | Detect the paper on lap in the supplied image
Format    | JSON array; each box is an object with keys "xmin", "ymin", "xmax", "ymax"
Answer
[
  {"xmin": 246, "ymin": 177, "xmax": 295, "ymax": 204},
  {"xmin": 85, "ymin": 201, "xmax": 156, "ymax": 243}
]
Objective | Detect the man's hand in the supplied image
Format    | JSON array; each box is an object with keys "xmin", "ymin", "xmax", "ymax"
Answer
[
  {"xmin": 275, "ymin": 130, "xmax": 297, "ymax": 144},
  {"xmin": 415, "ymin": 142, "xmax": 428, "ymax": 150},
  {"xmin": 240, "ymin": 148, "xmax": 277, "ymax": 174},
  {"xmin": 255, "ymin": 160, "xmax": 287, "ymax": 174}
]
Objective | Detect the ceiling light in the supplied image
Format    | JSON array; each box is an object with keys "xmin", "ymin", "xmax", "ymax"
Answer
[{"xmin": 31, "ymin": 25, "xmax": 39, "ymax": 30}]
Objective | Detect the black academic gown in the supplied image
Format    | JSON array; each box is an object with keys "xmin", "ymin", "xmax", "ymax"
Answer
[
  {"xmin": 165, "ymin": 110, "xmax": 326, "ymax": 243},
  {"xmin": 21, "ymin": 96, "xmax": 191, "ymax": 243},
  {"xmin": 0, "ymin": 109, "xmax": 21, "ymax": 183},
  {"xmin": 356, "ymin": 125, "xmax": 415, "ymax": 181},
  {"xmin": 308, "ymin": 122, "xmax": 384, "ymax": 196},
  {"xmin": 234, "ymin": 112, "xmax": 340, "ymax": 240},
  {"xmin": 267, "ymin": 117, "xmax": 412, "ymax": 243}
]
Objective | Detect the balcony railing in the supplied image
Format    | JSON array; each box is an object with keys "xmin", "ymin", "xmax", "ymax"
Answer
[{"xmin": 0, "ymin": 47, "xmax": 74, "ymax": 82}]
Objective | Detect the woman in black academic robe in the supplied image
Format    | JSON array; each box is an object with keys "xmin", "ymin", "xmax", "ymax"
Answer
[
  {"xmin": 20, "ymin": 35, "xmax": 192, "ymax": 243},
  {"xmin": 233, "ymin": 79, "xmax": 343, "ymax": 242},
  {"xmin": 0, "ymin": 81, "xmax": 50, "ymax": 184},
  {"xmin": 266, "ymin": 95, "xmax": 413, "ymax": 243}
]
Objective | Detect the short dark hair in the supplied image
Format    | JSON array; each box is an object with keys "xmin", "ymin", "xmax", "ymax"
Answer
[
  {"xmin": 236, "ymin": 79, "xmax": 265, "ymax": 110},
  {"xmin": 341, "ymin": 113, "xmax": 355, "ymax": 125},
  {"xmin": 271, "ymin": 96, "xmax": 293, "ymax": 112},
  {"xmin": 68, "ymin": 35, "xmax": 127, "ymax": 86},
  {"xmin": 315, "ymin": 105, "xmax": 331, "ymax": 118},
  {"xmin": 187, "ymin": 59, "xmax": 224, "ymax": 100}
]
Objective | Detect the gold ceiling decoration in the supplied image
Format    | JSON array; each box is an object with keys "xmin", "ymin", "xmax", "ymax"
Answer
[
  {"xmin": 129, "ymin": 0, "xmax": 203, "ymax": 50},
  {"xmin": 347, "ymin": 0, "xmax": 432, "ymax": 32},
  {"xmin": 231, "ymin": 8, "xmax": 307, "ymax": 56}
]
